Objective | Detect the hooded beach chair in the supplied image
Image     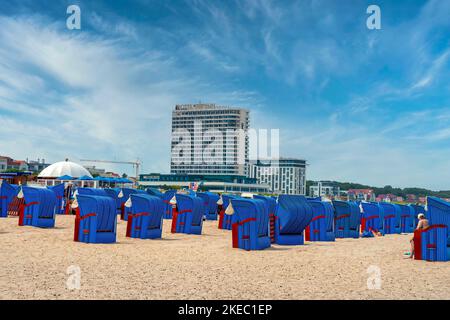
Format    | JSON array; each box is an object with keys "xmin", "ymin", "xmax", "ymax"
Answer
[
  {"xmin": 0, "ymin": 181, "xmax": 18, "ymax": 218},
  {"xmin": 231, "ymin": 198, "xmax": 271, "ymax": 251},
  {"xmin": 360, "ymin": 202, "xmax": 384, "ymax": 237},
  {"xmin": 73, "ymin": 194, "xmax": 117, "ymax": 243},
  {"xmin": 305, "ymin": 200, "xmax": 335, "ymax": 241},
  {"xmin": 397, "ymin": 204, "xmax": 415, "ymax": 233},
  {"xmin": 254, "ymin": 195, "xmax": 277, "ymax": 243},
  {"xmin": 114, "ymin": 188, "xmax": 146, "ymax": 221},
  {"xmin": 273, "ymin": 195, "xmax": 313, "ymax": 245},
  {"xmin": 332, "ymin": 200, "xmax": 361, "ymax": 239},
  {"xmin": 146, "ymin": 187, "xmax": 164, "ymax": 198},
  {"xmin": 171, "ymin": 194, "xmax": 204, "ymax": 235},
  {"xmin": 47, "ymin": 184, "xmax": 66, "ymax": 214},
  {"xmin": 126, "ymin": 194, "xmax": 164, "ymax": 239},
  {"xmin": 413, "ymin": 197, "xmax": 450, "ymax": 261},
  {"xmin": 378, "ymin": 203, "xmax": 401, "ymax": 234},
  {"xmin": 162, "ymin": 190, "xmax": 177, "ymax": 219},
  {"xmin": 218, "ymin": 194, "xmax": 239, "ymax": 230},
  {"xmin": 197, "ymin": 192, "xmax": 220, "ymax": 220},
  {"xmin": 18, "ymin": 186, "xmax": 57, "ymax": 228}
]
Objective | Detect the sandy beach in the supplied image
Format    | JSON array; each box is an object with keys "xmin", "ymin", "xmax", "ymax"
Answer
[{"xmin": 0, "ymin": 215, "xmax": 449, "ymax": 300}]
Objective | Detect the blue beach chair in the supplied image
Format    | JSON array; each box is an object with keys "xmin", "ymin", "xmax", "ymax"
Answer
[
  {"xmin": 332, "ymin": 200, "xmax": 360, "ymax": 238},
  {"xmin": 47, "ymin": 184, "xmax": 66, "ymax": 215},
  {"xmin": 0, "ymin": 181, "xmax": 18, "ymax": 218},
  {"xmin": 414, "ymin": 197, "xmax": 450, "ymax": 261},
  {"xmin": 378, "ymin": 203, "xmax": 401, "ymax": 234},
  {"xmin": 18, "ymin": 186, "xmax": 57, "ymax": 228},
  {"xmin": 254, "ymin": 195, "xmax": 277, "ymax": 243},
  {"xmin": 197, "ymin": 192, "xmax": 220, "ymax": 220},
  {"xmin": 162, "ymin": 190, "xmax": 177, "ymax": 219},
  {"xmin": 126, "ymin": 194, "xmax": 164, "ymax": 239},
  {"xmin": 231, "ymin": 198, "xmax": 271, "ymax": 251},
  {"xmin": 74, "ymin": 195, "xmax": 117, "ymax": 243},
  {"xmin": 360, "ymin": 202, "xmax": 384, "ymax": 237},
  {"xmin": 272, "ymin": 195, "xmax": 313, "ymax": 245},
  {"xmin": 397, "ymin": 204, "xmax": 415, "ymax": 233},
  {"xmin": 171, "ymin": 194, "xmax": 204, "ymax": 235},
  {"xmin": 305, "ymin": 200, "xmax": 335, "ymax": 241}
]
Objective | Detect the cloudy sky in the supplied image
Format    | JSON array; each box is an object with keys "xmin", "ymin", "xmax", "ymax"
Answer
[{"xmin": 0, "ymin": 0, "xmax": 449, "ymax": 190}]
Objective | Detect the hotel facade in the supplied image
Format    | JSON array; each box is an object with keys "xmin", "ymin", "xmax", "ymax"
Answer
[
  {"xmin": 170, "ymin": 104, "xmax": 249, "ymax": 176},
  {"xmin": 248, "ymin": 158, "xmax": 307, "ymax": 195}
]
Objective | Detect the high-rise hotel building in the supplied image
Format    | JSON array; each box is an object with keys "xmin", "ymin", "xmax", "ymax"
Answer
[{"xmin": 170, "ymin": 104, "xmax": 249, "ymax": 176}]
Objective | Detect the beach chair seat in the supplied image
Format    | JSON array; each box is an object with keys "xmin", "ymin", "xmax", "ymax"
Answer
[
  {"xmin": 18, "ymin": 187, "xmax": 57, "ymax": 228},
  {"xmin": 414, "ymin": 225, "xmax": 448, "ymax": 262},
  {"xmin": 360, "ymin": 202, "xmax": 384, "ymax": 237},
  {"xmin": 0, "ymin": 181, "xmax": 18, "ymax": 218},
  {"xmin": 171, "ymin": 194, "xmax": 204, "ymax": 235},
  {"xmin": 126, "ymin": 194, "xmax": 164, "ymax": 239},
  {"xmin": 397, "ymin": 204, "xmax": 415, "ymax": 233},
  {"xmin": 379, "ymin": 203, "xmax": 401, "ymax": 234},
  {"xmin": 273, "ymin": 195, "xmax": 313, "ymax": 245},
  {"xmin": 197, "ymin": 192, "xmax": 220, "ymax": 220},
  {"xmin": 231, "ymin": 198, "xmax": 270, "ymax": 251},
  {"xmin": 332, "ymin": 200, "xmax": 360, "ymax": 239},
  {"xmin": 74, "ymin": 195, "xmax": 117, "ymax": 243},
  {"xmin": 305, "ymin": 200, "xmax": 335, "ymax": 241},
  {"xmin": 254, "ymin": 195, "xmax": 277, "ymax": 243}
]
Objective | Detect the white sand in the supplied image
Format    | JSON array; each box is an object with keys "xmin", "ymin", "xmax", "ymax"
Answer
[{"xmin": 0, "ymin": 215, "xmax": 449, "ymax": 300}]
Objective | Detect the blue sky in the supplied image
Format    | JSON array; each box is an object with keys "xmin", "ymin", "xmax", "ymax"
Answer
[{"xmin": 0, "ymin": 0, "xmax": 449, "ymax": 189}]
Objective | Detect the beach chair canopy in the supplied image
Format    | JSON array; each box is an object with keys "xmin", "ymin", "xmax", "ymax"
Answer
[
  {"xmin": 232, "ymin": 198, "xmax": 270, "ymax": 237},
  {"xmin": 130, "ymin": 194, "xmax": 164, "ymax": 228},
  {"xmin": 332, "ymin": 200, "xmax": 361, "ymax": 227},
  {"xmin": 176, "ymin": 194, "xmax": 204, "ymax": 227},
  {"xmin": 275, "ymin": 195, "xmax": 313, "ymax": 234},
  {"xmin": 22, "ymin": 186, "xmax": 58, "ymax": 219},
  {"xmin": 253, "ymin": 195, "xmax": 277, "ymax": 214},
  {"xmin": 197, "ymin": 192, "xmax": 219, "ymax": 214},
  {"xmin": 427, "ymin": 197, "xmax": 450, "ymax": 239},
  {"xmin": 77, "ymin": 187, "xmax": 110, "ymax": 197},
  {"xmin": 146, "ymin": 187, "xmax": 164, "ymax": 198},
  {"xmin": 77, "ymin": 195, "xmax": 116, "ymax": 232},
  {"xmin": 0, "ymin": 181, "xmax": 19, "ymax": 217}
]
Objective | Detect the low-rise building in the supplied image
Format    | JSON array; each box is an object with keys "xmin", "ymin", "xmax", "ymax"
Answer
[
  {"xmin": 139, "ymin": 173, "xmax": 270, "ymax": 194},
  {"xmin": 248, "ymin": 158, "xmax": 307, "ymax": 195},
  {"xmin": 348, "ymin": 189, "xmax": 376, "ymax": 202},
  {"xmin": 309, "ymin": 181, "xmax": 340, "ymax": 198}
]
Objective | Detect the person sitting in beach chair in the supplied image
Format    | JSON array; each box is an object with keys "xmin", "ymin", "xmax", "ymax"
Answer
[
  {"xmin": 126, "ymin": 194, "xmax": 164, "ymax": 239},
  {"xmin": 409, "ymin": 197, "xmax": 449, "ymax": 262},
  {"xmin": 408, "ymin": 213, "xmax": 430, "ymax": 259}
]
